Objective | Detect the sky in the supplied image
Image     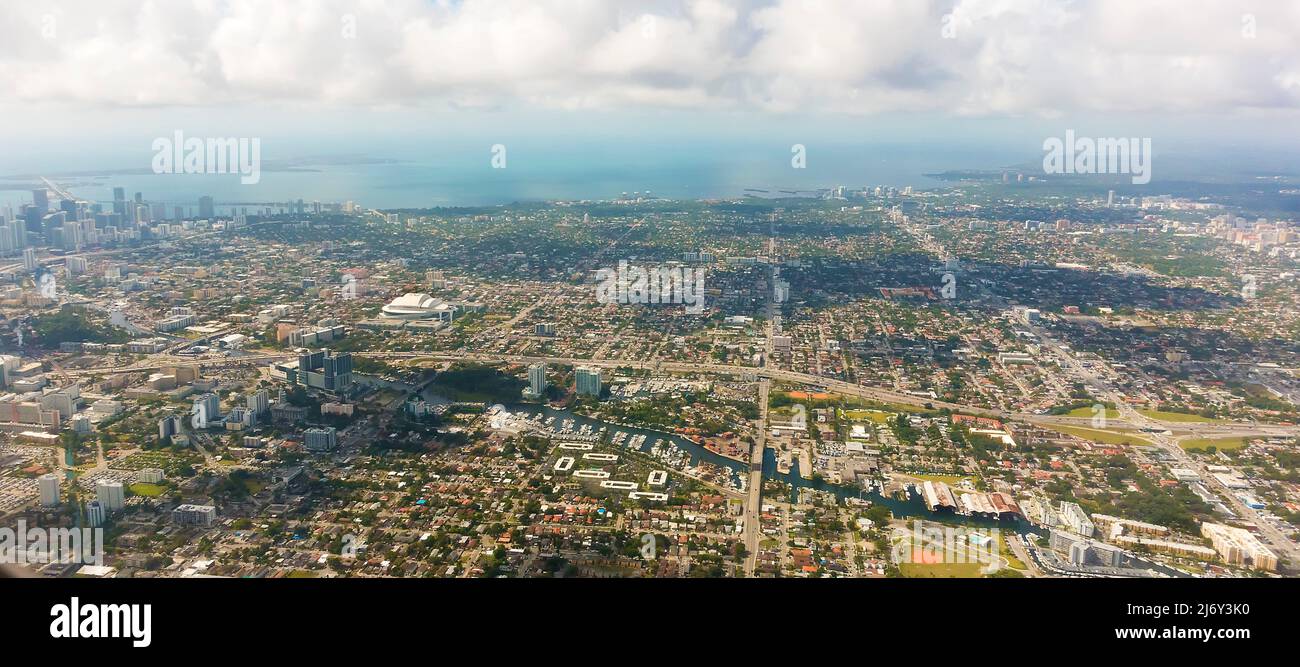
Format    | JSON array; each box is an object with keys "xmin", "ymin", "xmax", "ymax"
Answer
[{"xmin": 0, "ymin": 0, "xmax": 1298, "ymax": 177}]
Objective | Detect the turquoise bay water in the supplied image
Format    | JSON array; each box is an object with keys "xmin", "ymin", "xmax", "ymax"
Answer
[{"xmin": 1, "ymin": 140, "xmax": 1030, "ymax": 211}]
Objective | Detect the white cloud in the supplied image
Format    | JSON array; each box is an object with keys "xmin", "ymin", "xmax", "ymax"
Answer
[{"xmin": 0, "ymin": 0, "xmax": 1296, "ymax": 116}]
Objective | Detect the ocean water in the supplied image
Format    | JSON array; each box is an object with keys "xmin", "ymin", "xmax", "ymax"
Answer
[
  {"xmin": 0, "ymin": 139, "xmax": 1031, "ymax": 212},
  {"xmin": 3, "ymin": 109, "xmax": 1295, "ymax": 212}
]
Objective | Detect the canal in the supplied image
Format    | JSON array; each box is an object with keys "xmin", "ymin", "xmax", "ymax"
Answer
[{"xmin": 495, "ymin": 399, "xmax": 1039, "ymax": 533}]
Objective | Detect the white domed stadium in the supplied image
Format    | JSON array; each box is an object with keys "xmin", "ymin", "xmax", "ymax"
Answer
[{"xmin": 382, "ymin": 293, "xmax": 458, "ymax": 321}]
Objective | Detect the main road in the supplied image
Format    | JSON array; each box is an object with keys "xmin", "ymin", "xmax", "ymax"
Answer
[{"xmin": 61, "ymin": 349, "xmax": 1300, "ymax": 438}]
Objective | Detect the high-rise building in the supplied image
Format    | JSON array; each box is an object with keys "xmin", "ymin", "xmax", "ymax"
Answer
[
  {"xmin": 247, "ymin": 388, "xmax": 269, "ymax": 417},
  {"xmin": 304, "ymin": 426, "xmax": 338, "ymax": 452},
  {"xmin": 96, "ymin": 480, "xmax": 125, "ymax": 513},
  {"xmin": 275, "ymin": 350, "xmax": 354, "ymax": 392},
  {"xmin": 172, "ymin": 504, "xmax": 216, "ymax": 526},
  {"xmin": 1058, "ymin": 501, "xmax": 1095, "ymax": 537},
  {"xmin": 191, "ymin": 393, "xmax": 221, "ymax": 429},
  {"xmin": 86, "ymin": 500, "xmax": 105, "ymax": 527},
  {"xmin": 39, "ymin": 473, "xmax": 60, "ymax": 507},
  {"xmin": 198, "ymin": 196, "xmax": 215, "ymax": 219},
  {"xmin": 11, "ymin": 218, "xmax": 27, "ymax": 249},
  {"xmin": 158, "ymin": 414, "xmax": 183, "ymax": 441},
  {"xmin": 42, "ymin": 211, "xmax": 66, "ymax": 241},
  {"xmin": 526, "ymin": 363, "xmax": 546, "ymax": 398},
  {"xmin": 22, "ymin": 247, "xmax": 37, "ymax": 271},
  {"xmin": 58, "ymin": 198, "xmax": 80, "ymax": 221},
  {"xmin": 31, "ymin": 188, "xmax": 49, "ymax": 214},
  {"xmin": 66, "ymin": 256, "xmax": 88, "ymax": 276},
  {"xmin": 61, "ymin": 219, "xmax": 83, "ymax": 251},
  {"xmin": 575, "ymin": 367, "xmax": 602, "ymax": 397},
  {"xmin": 226, "ymin": 406, "xmax": 255, "ymax": 428}
]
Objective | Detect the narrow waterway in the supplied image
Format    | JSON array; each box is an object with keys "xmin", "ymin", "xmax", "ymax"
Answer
[{"xmin": 493, "ymin": 399, "xmax": 1039, "ymax": 533}]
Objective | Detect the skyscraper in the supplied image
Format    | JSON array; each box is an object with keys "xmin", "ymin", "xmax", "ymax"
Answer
[
  {"xmin": 191, "ymin": 393, "xmax": 221, "ymax": 429},
  {"xmin": 11, "ymin": 218, "xmax": 27, "ymax": 249},
  {"xmin": 39, "ymin": 473, "xmax": 60, "ymax": 507},
  {"xmin": 96, "ymin": 480, "xmax": 125, "ymax": 513},
  {"xmin": 199, "ymin": 196, "xmax": 215, "ymax": 219},
  {"xmin": 575, "ymin": 367, "xmax": 602, "ymax": 397},
  {"xmin": 31, "ymin": 188, "xmax": 48, "ymax": 214},
  {"xmin": 247, "ymin": 388, "xmax": 269, "ymax": 417},
  {"xmin": 86, "ymin": 500, "xmax": 105, "ymax": 528},
  {"xmin": 526, "ymin": 363, "xmax": 546, "ymax": 398},
  {"xmin": 158, "ymin": 414, "xmax": 183, "ymax": 441},
  {"xmin": 62, "ymin": 219, "xmax": 83, "ymax": 251},
  {"xmin": 59, "ymin": 198, "xmax": 81, "ymax": 221}
]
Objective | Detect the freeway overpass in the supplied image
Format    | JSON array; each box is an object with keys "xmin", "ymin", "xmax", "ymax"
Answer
[{"xmin": 60, "ymin": 349, "xmax": 1300, "ymax": 442}]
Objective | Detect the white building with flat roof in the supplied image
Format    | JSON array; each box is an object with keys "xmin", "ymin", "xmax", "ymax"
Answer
[
  {"xmin": 1202, "ymin": 522, "xmax": 1278, "ymax": 572},
  {"xmin": 172, "ymin": 504, "xmax": 217, "ymax": 526},
  {"xmin": 38, "ymin": 473, "xmax": 60, "ymax": 506},
  {"xmin": 96, "ymin": 481, "xmax": 124, "ymax": 513},
  {"xmin": 1058, "ymin": 501, "xmax": 1095, "ymax": 537}
]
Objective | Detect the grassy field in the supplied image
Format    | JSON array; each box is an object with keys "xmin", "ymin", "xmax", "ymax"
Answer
[
  {"xmin": 1042, "ymin": 424, "xmax": 1154, "ymax": 447},
  {"xmin": 1063, "ymin": 406, "xmax": 1120, "ymax": 419},
  {"xmin": 1138, "ymin": 409, "xmax": 1225, "ymax": 423},
  {"xmin": 841, "ymin": 409, "xmax": 895, "ymax": 424},
  {"xmin": 877, "ymin": 402, "xmax": 936, "ymax": 414},
  {"xmin": 128, "ymin": 482, "xmax": 167, "ymax": 497},
  {"xmin": 899, "ymin": 562, "xmax": 989, "ymax": 578},
  {"xmin": 1180, "ymin": 437, "xmax": 1249, "ymax": 451},
  {"xmin": 115, "ymin": 451, "xmax": 200, "ymax": 476}
]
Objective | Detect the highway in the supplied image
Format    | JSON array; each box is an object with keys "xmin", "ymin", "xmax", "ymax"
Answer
[
  {"xmin": 61, "ymin": 349, "xmax": 1300, "ymax": 438},
  {"xmin": 1027, "ymin": 320, "xmax": 1300, "ymax": 566},
  {"xmin": 743, "ymin": 377, "xmax": 767, "ymax": 576},
  {"xmin": 743, "ymin": 245, "xmax": 781, "ymax": 576}
]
